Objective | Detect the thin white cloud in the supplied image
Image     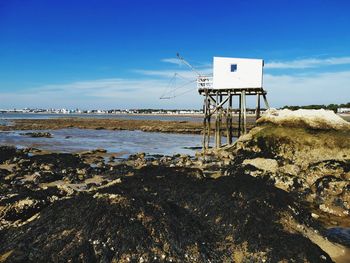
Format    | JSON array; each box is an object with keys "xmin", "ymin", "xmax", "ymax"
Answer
[
  {"xmin": 134, "ymin": 69, "xmax": 199, "ymax": 79},
  {"xmin": 135, "ymin": 67, "xmax": 212, "ymax": 79},
  {"xmin": 164, "ymin": 55, "xmax": 350, "ymax": 70},
  {"xmin": 0, "ymin": 77, "xmax": 201, "ymax": 109},
  {"xmin": 37, "ymin": 78, "xmax": 164, "ymax": 94},
  {"xmin": 161, "ymin": 58, "xmax": 183, "ymax": 66},
  {"xmin": 265, "ymin": 56, "xmax": 350, "ymax": 69},
  {"xmin": 264, "ymin": 70, "xmax": 350, "ymax": 106}
]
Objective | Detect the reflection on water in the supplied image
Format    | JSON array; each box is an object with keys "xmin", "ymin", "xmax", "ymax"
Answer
[{"xmin": 0, "ymin": 129, "xmax": 217, "ymax": 157}]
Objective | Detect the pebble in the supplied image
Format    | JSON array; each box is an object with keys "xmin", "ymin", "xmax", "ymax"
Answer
[{"xmin": 311, "ymin": 213, "xmax": 319, "ymax": 219}]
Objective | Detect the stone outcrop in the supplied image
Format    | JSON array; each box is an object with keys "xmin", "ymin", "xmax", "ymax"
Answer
[
  {"xmin": 257, "ymin": 108, "xmax": 350, "ymax": 131},
  {"xmin": 222, "ymin": 109, "xmax": 350, "ymax": 220}
]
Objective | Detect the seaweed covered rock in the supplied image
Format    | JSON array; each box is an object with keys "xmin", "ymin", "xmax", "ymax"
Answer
[
  {"xmin": 20, "ymin": 132, "xmax": 52, "ymax": 138},
  {"xmin": 0, "ymin": 166, "xmax": 333, "ymax": 262},
  {"xmin": 0, "ymin": 146, "xmax": 24, "ymax": 164}
]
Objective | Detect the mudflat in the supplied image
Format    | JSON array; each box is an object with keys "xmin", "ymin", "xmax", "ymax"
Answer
[{"xmin": 0, "ymin": 117, "xmax": 257, "ymax": 135}]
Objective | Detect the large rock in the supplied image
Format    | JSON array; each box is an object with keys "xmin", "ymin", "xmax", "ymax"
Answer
[
  {"xmin": 227, "ymin": 109, "xmax": 350, "ymax": 219},
  {"xmin": 257, "ymin": 108, "xmax": 350, "ymax": 130}
]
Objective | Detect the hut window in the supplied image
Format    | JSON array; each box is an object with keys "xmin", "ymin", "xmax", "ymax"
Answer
[{"xmin": 230, "ymin": 64, "xmax": 237, "ymax": 72}]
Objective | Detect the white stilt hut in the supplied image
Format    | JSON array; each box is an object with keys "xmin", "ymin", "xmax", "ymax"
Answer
[{"xmin": 198, "ymin": 57, "xmax": 269, "ymax": 149}]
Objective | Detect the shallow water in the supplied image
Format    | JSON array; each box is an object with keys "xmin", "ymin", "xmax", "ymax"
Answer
[
  {"xmin": 326, "ymin": 227, "xmax": 350, "ymax": 247},
  {"xmin": 0, "ymin": 128, "xmax": 223, "ymax": 157}
]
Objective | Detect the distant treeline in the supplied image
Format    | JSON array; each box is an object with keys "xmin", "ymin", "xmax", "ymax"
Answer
[{"xmin": 282, "ymin": 102, "xmax": 350, "ymax": 112}]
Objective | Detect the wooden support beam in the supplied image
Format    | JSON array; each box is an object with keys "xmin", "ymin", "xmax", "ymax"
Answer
[
  {"xmin": 238, "ymin": 94, "xmax": 242, "ymax": 137},
  {"xmin": 227, "ymin": 91, "xmax": 233, "ymax": 144},
  {"xmin": 214, "ymin": 92, "xmax": 219, "ymax": 148},
  {"xmin": 207, "ymin": 96, "xmax": 230, "ymax": 117},
  {"xmin": 217, "ymin": 95, "xmax": 222, "ymax": 148},
  {"xmin": 262, "ymin": 93, "xmax": 270, "ymax": 109},
  {"xmin": 208, "ymin": 95, "xmax": 217, "ymax": 105},
  {"xmin": 202, "ymin": 90, "xmax": 208, "ymax": 151},
  {"xmin": 256, "ymin": 94, "xmax": 261, "ymax": 120},
  {"xmin": 206, "ymin": 95, "xmax": 211, "ymax": 150},
  {"xmin": 207, "ymin": 109, "xmax": 211, "ymax": 149},
  {"xmin": 243, "ymin": 90, "xmax": 247, "ymax": 134}
]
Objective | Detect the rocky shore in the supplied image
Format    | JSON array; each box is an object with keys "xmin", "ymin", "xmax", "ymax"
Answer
[
  {"xmin": 0, "ymin": 146, "xmax": 337, "ymax": 263},
  {"xmin": 0, "ymin": 109, "xmax": 350, "ymax": 262}
]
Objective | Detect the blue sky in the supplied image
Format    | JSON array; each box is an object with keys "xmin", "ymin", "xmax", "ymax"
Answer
[{"xmin": 1, "ymin": 0, "xmax": 350, "ymax": 109}]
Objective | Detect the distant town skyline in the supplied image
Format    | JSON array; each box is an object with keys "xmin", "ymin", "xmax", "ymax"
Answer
[{"xmin": 1, "ymin": 0, "xmax": 350, "ymax": 109}]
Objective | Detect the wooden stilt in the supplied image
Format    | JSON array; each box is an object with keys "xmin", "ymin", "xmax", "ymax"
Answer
[
  {"xmin": 227, "ymin": 91, "xmax": 232, "ymax": 145},
  {"xmin": 256, "ymin": 94, "xmax": 261, "ymax": 120},
  {"xmin": 217, "ymin": 95, "xmax": 222, "ymax": 148},
  {"xmin": 202, "ymin": 90, "xmax": 208, "ymax": 151},
  {"xmin": 206, "ymin": 99, "xmax": 211, "ymax": 149},
  {"xmin": 242, "ymin": 90, "xmax": 247, "ymax": 134},
  {"xmin": 262, "ymin": 93, "xmax": 270, "ymax": 109},
  {"xmin": 214, "ymin": 92, "xmax": 219, "ymax": 148},
  {"xmin": 238, "ymin": 93, "xmax": 242, "ymax": 137}
]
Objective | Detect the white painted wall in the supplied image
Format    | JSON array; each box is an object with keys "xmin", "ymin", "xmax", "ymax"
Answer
[{"xmin": 213, "ymin": 57, "xmax": 264, "ymax": 89}]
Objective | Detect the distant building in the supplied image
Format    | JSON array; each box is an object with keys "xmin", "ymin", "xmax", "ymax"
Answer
[{"xmin": 338, "ymin": 108, "xmax": 350, "ymax": 113}]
